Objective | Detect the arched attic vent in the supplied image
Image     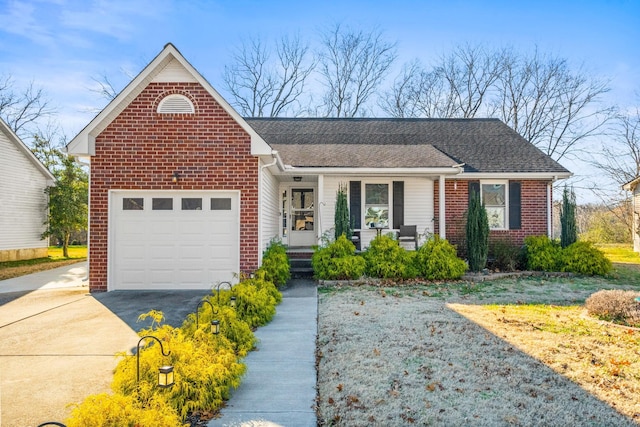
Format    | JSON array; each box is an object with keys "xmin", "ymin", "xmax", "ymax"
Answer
[{"xmin": 157, "ymin": 94, "xmax": 195, "ymax": 114}]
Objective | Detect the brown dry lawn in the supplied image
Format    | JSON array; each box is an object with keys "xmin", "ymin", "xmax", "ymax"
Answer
[
  {"xmin": 317, "ymin": 266, "xmax": 640, "ymax": 426},
  {"xmin": 0, "ymin": 246, "xmax": 86, "ymax": 281}
]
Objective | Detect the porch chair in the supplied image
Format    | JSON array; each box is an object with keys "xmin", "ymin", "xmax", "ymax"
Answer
[{"xmin": 397, "ymin": 225, "xmax": 418, "ymax": 250}]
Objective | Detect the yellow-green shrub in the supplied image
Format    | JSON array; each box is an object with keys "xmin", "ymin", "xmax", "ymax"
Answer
[
  {"xmin": 524, "ymin": 235, "xmax": 562, "ymax": 271},
  {"xmin": 363, "ymin": 235, "xmax": 417, "ymax": 279},
  {"xmin": 66, "ymin": 392, "xmax": 185, "ymax": 427},
  {"xmin": 112, "ymin": 314, "xmax": 246, "ymax": 420},
  {"xmin": 182, "ymin": 303, "xmax": 256, "ymax": 357},
  {"xmin": 414, "ymin": 236, "xmax": 467, "ymax": 280},
  {"xmin": 232, "ymin": 278, "xmax": 279, "ymax": 329},
  {"xmin": 562, "ymin": 241, "xmax": 612, "ymax": 276},
  {"xmin": 259, "ymin": 239, "xmax": 290, "ymax": 288},
  {"xmin": 312, "ymin": 234, "xmax": 366, "ymax": 280}
]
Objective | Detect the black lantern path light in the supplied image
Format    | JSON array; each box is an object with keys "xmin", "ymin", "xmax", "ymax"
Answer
[
  {"xmin": 37, "ymin": 423, "xmax": 67, "ymax": 427},
  {"xmin": 196, "ymin": 299, "xmax": 220, "ymax": 335},
  {"xmin": 215, "ymin": 281, "xmax": 236, "ymax": 309},
  {"xmin": 136, "ymin": 335, "xmax": 174, "ymax": 388}
]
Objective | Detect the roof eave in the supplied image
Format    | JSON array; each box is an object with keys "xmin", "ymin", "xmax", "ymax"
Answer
[
  {"xmin": 623, "ymin": 176, "xmax": 640, "ymax": 191},
  {"xmin": 1, "ymin": 118, "xmax": 54, "ymax": 181},
  {"xmin": 279, "ymin": 166, "xmax": 464, "ymax": 175},
  {"xmin": 460, "ymin": 172, "xmax": 573, "ymax": 180}
]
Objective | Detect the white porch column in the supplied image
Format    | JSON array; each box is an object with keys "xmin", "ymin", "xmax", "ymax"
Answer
[
  {"xmin": 439, "ymin": 175, "xmax": 446, "ymax": 239},
  {"xmin": 317, "ymin": 174, "xmax": 324, "ymax": 241}
]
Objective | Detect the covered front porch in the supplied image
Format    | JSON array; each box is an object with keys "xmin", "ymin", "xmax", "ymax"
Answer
[{"xmin": 273, "ymin": 170, "xmax": 460, "ymax": 251}]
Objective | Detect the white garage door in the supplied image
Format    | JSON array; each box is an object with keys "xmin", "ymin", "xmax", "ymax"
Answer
[{"xmin": 110, "ymin": 191, "xmax": 239, "ymax": 290}]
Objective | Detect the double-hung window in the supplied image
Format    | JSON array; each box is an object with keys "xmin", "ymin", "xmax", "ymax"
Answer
[
  {"xmin": 481, "ymin": 181, "xmax": 507, "ymax": 229},
  {"xmin": 364, "ymin": 183, "xmax": 389, "ymax": 227}
]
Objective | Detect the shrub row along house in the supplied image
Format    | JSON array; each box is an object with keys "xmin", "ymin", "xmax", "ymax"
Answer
[{"xmin": 67, "ymin": 43, "xmax": 571, "ymax": 292}]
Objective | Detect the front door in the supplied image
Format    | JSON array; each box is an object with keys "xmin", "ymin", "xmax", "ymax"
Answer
[{"xmin": 287, "ymin": 188, "xmax": 316, "ymax": 247}]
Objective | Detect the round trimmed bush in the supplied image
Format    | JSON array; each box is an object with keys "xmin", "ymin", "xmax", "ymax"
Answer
[
  {"xmin": 585, "ymin": 290, "xmax": 640, "ymax": 326},
  {"xmin": 414, "ymin": 236, "xmax": 467, "ymax": 280},
  {"xmin": 561, "ymin": 241, "xmax": 612, "ymax": 276}
]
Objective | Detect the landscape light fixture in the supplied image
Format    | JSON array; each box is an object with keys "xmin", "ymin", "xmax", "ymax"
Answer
[
  {"xmin": 215, "ymin": 281, "xmax": 235, "ymax": 308},
  {"xmin": 37, "ymin": 423, "xmax": 67, "ymax": 427},
  {"xmin": 196, "ymin": 299, "xmax": 220, "ymax": 335},
  {"xmin": 136, "ymin": 335, "xmax": 174, "ymax": 388}
]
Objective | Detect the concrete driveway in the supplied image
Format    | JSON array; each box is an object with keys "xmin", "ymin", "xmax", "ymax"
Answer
[{"xmin": 0, "ymin": 262, "xmax": 211, "ymax": 427}]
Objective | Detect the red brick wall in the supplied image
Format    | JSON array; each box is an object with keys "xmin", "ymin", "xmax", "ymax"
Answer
[
  {"xmin": 89, "ymin": 82, "xmax": 259, "ymax": 292},
  {"xmin": 434, "ymin": 179, "xmax": 550, "ymax": 256}
]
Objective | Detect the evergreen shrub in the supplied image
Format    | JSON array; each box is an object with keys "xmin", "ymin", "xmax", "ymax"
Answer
[
  {"xmin": 524, "ymin": 235, "xmax": 562, "ymax": 271},
  {"xmin": 466, "ymin": 191, "xmax": 489, "ymax": 272},
  {"xmin": 489, "ymin": 237, "xmax": 525, "ymax": 272},
  {"xmin": 66, "ymin": 392, "xmax": 185, "ymax": 427},
  {"xmin": 414, "ymin": 236, "xmax": 467, "ymax": 280},
  {"xmin": 561, "ymin": 241, "xmax": 612, "ymax": 276},
  {"xmin": 260, "ymin": 239, "xmax": 290, "ymax": 288},
  {"xmin": 312, "ymin": 234, "xmax": 365, "ymax": 280},
  {"xmin": 363, "ymin": 235, "xmax": 417, "ymax": 279}
]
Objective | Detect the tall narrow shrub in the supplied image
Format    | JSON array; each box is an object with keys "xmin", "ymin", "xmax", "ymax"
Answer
[
  {"xmin": 560, "ymin": 185, "xmax": 578, "ymax": 248},
  {"xmin": 466, "ymin": 191, "xmax": 489, "ymax": 272},
  {"xmin": 334, "ymin": 183, "xmax": 351, "ymax": 240}
]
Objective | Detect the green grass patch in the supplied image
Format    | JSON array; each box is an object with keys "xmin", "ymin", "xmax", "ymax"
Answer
[
  {"xmin": 596, "ymin": 243, "xmax": 640, "ymax": 264},
  {"xmin": 47, "ymin": 245, "xmax": 87, "ymax": 260}
]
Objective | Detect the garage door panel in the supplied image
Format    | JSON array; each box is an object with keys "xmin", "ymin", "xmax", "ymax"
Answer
[{"xmin": 111, "ymin": 191, "xmax": 239, "ymax": 290}]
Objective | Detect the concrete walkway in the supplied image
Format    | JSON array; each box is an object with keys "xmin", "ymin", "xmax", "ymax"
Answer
[{"xmin": 209, "ymin": 279, "xmax": 318, "ymax": 427}]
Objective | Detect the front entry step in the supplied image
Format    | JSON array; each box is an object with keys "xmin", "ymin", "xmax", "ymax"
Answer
[{"xmin": 287, "ymin": 249, "xmax": 313, "ymax": 278}]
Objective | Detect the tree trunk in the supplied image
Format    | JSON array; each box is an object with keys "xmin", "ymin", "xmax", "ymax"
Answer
[{"xmin": 63, "ymin": 232, "xmax": 70, "ymax": 258}]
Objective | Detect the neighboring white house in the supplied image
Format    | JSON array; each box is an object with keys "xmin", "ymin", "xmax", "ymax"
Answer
[
  {"xmin": 623, "ymin": 177, "xmax": 640, "ymax": 253},
  {"xmin": 0, "ymin": 118, "xmax": 54, "ymax": 261}
]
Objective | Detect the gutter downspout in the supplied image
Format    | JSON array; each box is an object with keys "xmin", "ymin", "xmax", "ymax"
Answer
[
  {"xmin": 439, "ymin": 164, "xmax": 465, "ymax": 240},
  {"xmin": 258, "ymin": 152, "xmax": 280, "ymax": 266},
  {"xmin": 548, "ymin": 176, "xmax": 558, "ymax": 238}
]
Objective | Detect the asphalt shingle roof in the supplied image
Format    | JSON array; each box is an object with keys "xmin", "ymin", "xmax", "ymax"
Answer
[{"xmin": 245, "ymin": 118, "xmax": 570, "ymax": 174}]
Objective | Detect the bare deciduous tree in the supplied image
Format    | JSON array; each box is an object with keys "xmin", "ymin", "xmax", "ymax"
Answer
[
  {"xmin": 317, "ymin": 24, "xmax": 397, "ymax": 117},
  {"xmin": 382, "ymin": 45, "xmax": 613, "ymax": 162},
  {"xmin": 0, "ymin": 74, "xmax": 53, "ymax": 137},
  {"xmin": 90, "ymin": 71, "xmax": 120, "ymax": 102},
  {"xmin": 493, "ymin": 49, "xmax": 613, "ymax": 161},
  {"xmin": 592, "ymin": 105, "xmax": 640, "ymax": 187},
  {"xmin": 223, "ymin": 33, "xmax": 314, "ymax": 117}
]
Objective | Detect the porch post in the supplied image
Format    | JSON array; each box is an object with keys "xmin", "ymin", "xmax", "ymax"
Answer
[
  {"xmin": 439, "ymin": 175, "xmax": 446, "ymax": 239},
  {"xmin": 317, "ymin": 174, "xmax": 324, "ymax": 243}
]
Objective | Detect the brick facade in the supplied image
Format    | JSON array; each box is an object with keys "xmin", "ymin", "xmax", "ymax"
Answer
[
  {"xmin": 89, "ymin": 82, "xmax": 259, "ymax": 292},
  {"xmin": 434, "ymin": 179, "xmax": 550, "ymax": 256}
]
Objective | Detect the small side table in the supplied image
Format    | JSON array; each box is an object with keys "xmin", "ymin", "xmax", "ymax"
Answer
[{"xmin": 370, "ymin": 225, "xmax": 386, "ymax": 237}]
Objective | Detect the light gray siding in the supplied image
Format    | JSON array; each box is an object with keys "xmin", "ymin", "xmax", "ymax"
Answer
[
  {"xmin": 319, "ymin": 175, "xmax": 434, "ymax": 249},
  {"xmin": 259, "ymin": 163, "xmax": 280, "ymax": 258},
  {"xmin": 0, "ymin": 131, "xmax": 50, "ymax": 251}
]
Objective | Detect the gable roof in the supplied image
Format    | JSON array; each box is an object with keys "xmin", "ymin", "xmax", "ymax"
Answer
[
  {"xmin": 67, "ymin": 43, "xmax": 272, "ymax": 158},
  {"xmin": 0, "ymin": 118, "xmax": 54, "ymax": 182},
  {"xmin": 246, "ymin": 118, "xmax": 571, "ymax": 176}
]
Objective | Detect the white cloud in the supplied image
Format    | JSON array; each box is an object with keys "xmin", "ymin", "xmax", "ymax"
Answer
[
  {"xmin": 0, "ymin": 1, "xmax": 56, "ymax": 46},
  {"xmin": 59, "ymin": 0, "xmax": 171, "ymax": 41}
]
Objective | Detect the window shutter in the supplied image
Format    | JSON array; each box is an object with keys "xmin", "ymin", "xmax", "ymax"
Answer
[
  {"xmin": 468, "ymin": 181, "xmax": 480, "ymax": 203},
  {"xmin": 393, "ymin": 181, "xmax": 404, "ymax": 229},
  {"xmin": 349, "ymin": 181, "xmax": 361, "ymax": 229},
  {"xmin": 509, "ymin": 181, "xmax": 522, "ymax": 230}
]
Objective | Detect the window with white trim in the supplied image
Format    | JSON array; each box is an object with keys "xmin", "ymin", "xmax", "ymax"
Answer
[
  {"xmin": 481, "ymin": 181, "xmax": 508, "ymax": 229},
  {"xmin": 364, "ymin": 183, "xmax": 389, "ymax": 228}
]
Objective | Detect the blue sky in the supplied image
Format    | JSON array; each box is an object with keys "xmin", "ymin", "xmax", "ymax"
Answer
[{"xmin": 1, "ymin": 0, "xmax": 638, "ymax": 200}]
